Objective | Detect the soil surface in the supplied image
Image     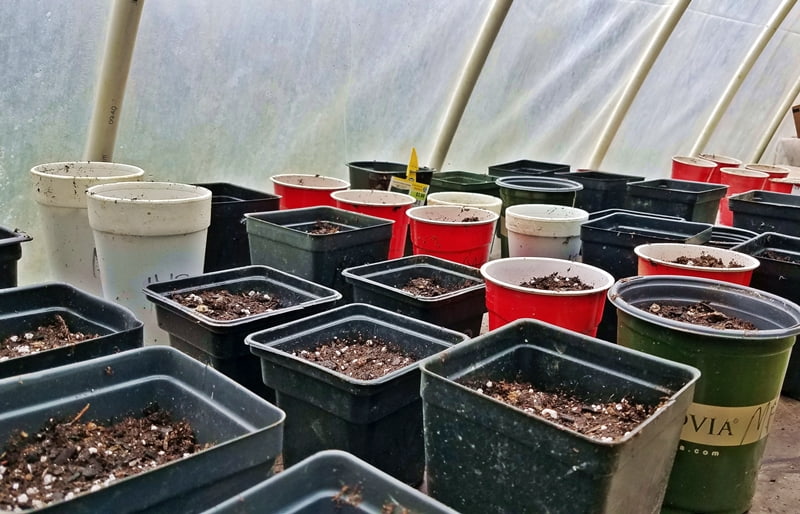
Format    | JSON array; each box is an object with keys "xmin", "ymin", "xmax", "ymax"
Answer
[
  {"xmin": 295, "ymin": 335, "xmax": 419, "ymax": 380},
  {"xmin": 0, "ymin": 403, "xmax": 209, "ymax": 511},
  {"xmin": 306, "ymin": 221, "xmax": 342, "ymax": 235},
  {"xmin": 761, "ymin": 250, "xmax": 800, "ymax": 264},
  {"xmin": 519, "ymin": 272, "xmax": 592, "ymax": 291},
  {"xmin": 170, "ymin": 289, "xmax": 281, "ymax": 320},
  {"xmin": 669, "ymin": 253, "xmax": 743, "ymax": 268},
  {"xmin": 0, "ymin": 315, "xmax": 100, "ymax": 361},
  {"xmin": 461, "ymin": 378, "xmax": 661, "ymax": 441},
  {"xmin": 646, "ymin": 301, "xmax": 756, "ymax": 330},
  {"xmin": 332, "ymin": 484, "xmax": 362, "ymax": 508},
  {"xmin": 461, "ymin": 216, "xmax": 480, "ymax": 222},
  {"xmin": 400, "ymin": 277, "xmax": 471, "ymax": 297}
]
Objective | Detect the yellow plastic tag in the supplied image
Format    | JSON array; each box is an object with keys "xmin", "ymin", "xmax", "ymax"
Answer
[{"xmin": 388, "ymin": 176, "xmax": 429, "ymax": 206}]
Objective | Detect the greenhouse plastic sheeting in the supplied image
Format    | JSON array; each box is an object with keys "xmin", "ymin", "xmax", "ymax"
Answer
[{"xmin": 2, "ymin": 1, "xmax": 800, "ymax": 283}]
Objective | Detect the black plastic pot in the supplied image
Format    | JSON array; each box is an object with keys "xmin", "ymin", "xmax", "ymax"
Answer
[
  {"xmin": 587, "ymin": 208, "xmax": 683, "ymax": 221},
  {"xmin": 0, "ymin": 225, "xmax": 31, "ymax": 289},
  {"xmin": 143, "ymin": 265, "xmax": 341, "ymax": 401},
  {"xmin": 427, "ymin": 171, "xmax": 500, "ymax": 197},
  {"xmin": 420, "ymin": 318, "xmax": 700, "ymax": 514},
  {"xmin": 342, "ymin": 255, "xmax": 486, "ymax": 337},
  {"xmin": 488, "ymin": 159, "xmax": 570, "ymax": 178},
  {"xmin": 245, "ymin": 206, "xmax": 393, "ymax": 301},
  {"xmin": 193, "ymin": 182, "xmax": 280, "ymax": 273},
  {"xmin": 347, "ymin": 161, "xmax": 433, "ymax": 190},
  {"xmin": 246, "ymin": 303, "xmax": 468, "ymax": 485},
  {"xmin": 0, "ymin": 346, "xmax": 285, "ymax": 513},
  {"xmin": 732, "ymin": 232, "xmax": 800, "ymax": 399},
  {"xmin": 625, "ymin": 178, "xmax": 727, "ymax": 224},
  {"xmin": 580, "ymin": 212, "xmax": 713, "ymax": 342},
  {"xmin": 557, "ymin": 170, "xmax": 645, "ymax": 213},
  {"xmin": 728, "ymin": 190, "xmax": 800, "ymax": 236},
  {"xmin": 204, "ymin": 450, "xmax": 459, "ymax": 513},
  {"xmin": 705, "ymin": 225, "xmax": 757, "ymax": 249},
  {"xmin": 0, "ymin": 282, "xmax": 142, "ymax": 378}
]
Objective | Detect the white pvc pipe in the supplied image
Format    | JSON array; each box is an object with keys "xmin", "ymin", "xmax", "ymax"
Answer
[
  {"xmin": 750, "ymin": 73, "xmax": 800, "ymax": 163},
  {"xmin": 430, "ymin": 0, "xmax": 513, "ymax": 172},
  {"xmin": 689, "ymin": 0, "xmax": 796, "ymax": 156},
  {"xmin": 587, "ymin": 0, "xmax": 691, "ymax": 170},
  {"xmin": 84, "ymin": 0, "xmax": 146, "ymax": 162}
]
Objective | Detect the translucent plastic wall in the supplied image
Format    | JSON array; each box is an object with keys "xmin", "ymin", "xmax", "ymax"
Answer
[{"xmin": 3, "ymin": 0, "xmax": 800, "ymax": 282}]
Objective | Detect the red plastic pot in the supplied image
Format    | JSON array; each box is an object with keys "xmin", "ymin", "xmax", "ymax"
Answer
[
  {"xmin": 270, "ymin": 174, "xmax": 349, "ymax": 209},
  {"xmin": 634, "ymin": 243, "xmax": 759, "ymax": 286},
  {"xmin": 671, "ymin": 156, "xmax": 716, "ymax": 182},
  {"xmin": 699, "ymin": 153, "xmax": 742, "ymax": 184},
  {"xmin": 406, "ymin": 205, "xmax": 498, "ymax": 267},
  {"xmin": 718, "ymin": 168, "xmax": 769, "ymax": 225},
  {"xmin": 767, "ymin": 176, "xmax": 800, "ymax": 194},
  {"xmin": 331, "ymin": 189, "xmax": 415, "ymax": 259},
  {"xmin": 744, "ymin": 163, "xmax": 790, "ymax": 180},
  {"xmin": 479, "ymin": 257, "xmax": 614, "ymax": 336}
]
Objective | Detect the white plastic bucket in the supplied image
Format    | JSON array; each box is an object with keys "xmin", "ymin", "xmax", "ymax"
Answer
[
  {"xmin": 30, "ymin": 161, "xmax": 145, "ymax": 295},
  {"xmin": 87, "ymin": 182, "xmax": 212, "ymax": 344},
  {"xmin": 505, "ymin": 204, "xmax": 589, "ymax": 260}
]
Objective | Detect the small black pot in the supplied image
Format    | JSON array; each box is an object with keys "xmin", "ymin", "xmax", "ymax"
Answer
[
  {"xmin": 0, "ymin": 225, "xmax": 31, "ymax": 289},
  {"xmin": 0, "ymin": 282, "xmax": 142, "ymax": 378},
  {"xmin": 728, "ymin": 190, "xmax": 800, "ymax": 236},
  {"xmin": 247, "ymin": 303, "xmax": 468, "ymax": 485},
  {"xmin": 428, "ymin": 171, "xmax": 500, "ymax": 197},
  {"xmin": 488, "ymin": 159, "xmax": 570, "ymax": 178},
  {"xmin": 193, "ymin": 182, "xmax": 280, "ymax": 273},
  {"xmin": 144, "ymin": 265, "xmax": 341, "ymax": 401},
  {"xmin": 347, "ymin": 161, "xmax": 433, "ymax": 190},
  {"xmin": 342, "ymin": 255, "xmax": 486, "ymax": 337},
  {"xmin": 205, "ymin": 450, "xmax": 459, "ymax": 513},
  {"xmin": 625, "ymin": 178, "xmax": 727, "ymax": 224},
  {"xmin": 557, "ymin": 170, "xmax": 645, "ymax": 213}
]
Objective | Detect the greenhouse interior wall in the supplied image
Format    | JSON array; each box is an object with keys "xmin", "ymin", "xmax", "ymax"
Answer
[{"xmin": 1, "ymin": 1, "xmax": 800, "ymax": 512}]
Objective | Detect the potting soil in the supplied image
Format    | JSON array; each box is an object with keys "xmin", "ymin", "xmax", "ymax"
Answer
[
  {"xmin": 400, "ymin": 277, "xmax": 471, "ymax": 297},
  {"xmin": 296, "ymin": 335, "xmax": 419, "ymax": 380},
  {"xmin": 0, "ymin": 403, "xmax": 209, "ymax": 510},
  {"xmin": 0, "ymin": 315, "xmax": 99, "ymax": 360},
  {"xmin": 461, "ymin": 378, "xmax": 661, "ymax": 441},
  {"xmin": 646, "ymin": 301, "xmax": 756, "ymax": 330},
  {"xmin": 670, "ymin": 253, "xmax": 743, "ymax": 268},
  {"xmin": 519, "ymin": 272, "xmax": 592, "ymax": 291},
  {"xmin": 170, "ymin": 288, "xmax": 281, "ymax": 320}
]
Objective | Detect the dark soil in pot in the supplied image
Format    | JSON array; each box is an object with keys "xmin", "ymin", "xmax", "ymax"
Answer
[
  {"xmin": 295, "ymin": 335, "xmax": 418, "ymax": 380},
  {"xmin": 460, "ymin": 378, "xmax": 663, "ymax": 441},
  {"xmin": 169, "ymin": 289, "xmax": 282, "ymax": 320},
  {"xmin": 644, "ymin": 301, "xmax": 757, "ymax": 329},
  {"xmin": 519, "ymin": 272, "xmax": 592, "ymax": 291},
  {"xmin": 668, "ymin": 253, "xmax": 743, "ymax": 268},
  {"xmin": 399, "ymin": 277, "xmax": 472, "ymax": 297},
  {"xmin": 0, "ymin": 315, "xmax": 100, "ymax": 360},
  {"xmin": 0, "ymin": 403, "xmax": 208, "ymax": 510}
]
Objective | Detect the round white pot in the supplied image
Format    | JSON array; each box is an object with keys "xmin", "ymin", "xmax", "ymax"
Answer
[
  {"xmin": 505, "ymin": 204, "xmax": 589, "ymax": 260},
  {"xmin": 87, "ymin": 182, "xmax": 212, "ymax": 345},
  {"xmin": 30, "ymin": 161, "xmax": 145, "ymax": 295}
]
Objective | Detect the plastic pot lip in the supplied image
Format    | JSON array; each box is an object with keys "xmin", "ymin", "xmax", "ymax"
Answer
[
  {"xmin": 495, "ymin": 175, "xmax": 584, "ymax": 192},
  {"xmin": 633, "ymin": 243, "xmax": 760, "ymax": 273},
  {"xmin": 744, "ymin": 164, "xmax": 790, "ymax": 175},
  {"xmin": 770, "ymin": 176, "xmax": 800, "ymax": 185},
  {"xmin": 30, "ymin": 161, "xmax": 145, "ymax": 181},
  {"xmin": 672, "ymin": 156, "xmax": 716, "ymax": 168},
  {"xmin": 698, "ymin": 153, "xmax": 742, "ymax": 166},
  {"xmin": 86, "ymin": 181, "xmax": 212, "ymax": 204},
  {"xmin": 608, "ymin": 275, "xmax": 800, "ymax": 339},
  {"xmin": 426, "ymin": 191, "xmax": 502, "ymax": 210},
  {"xmin": 480, "ymin": 257, "xmax": 615, "ymax": 296},
  {"xmin": 330, "ymin": 189, "xmax": 415, "ymax": 207},
  {"xmin": 505, "ymin": 204, "xmax": 589, "ymax": 223},
  {"xmin": 406, "ymin": 205, "xmax": 499, "ymax": 225},
  {"xmin": 142, "ymin": 265, "xmax": 342, "ymax": 330},
  {"xmin": 720, "ymin": 167, "xmax": 769, "ymax": 179},
  {"xmin": 270, "ymin": 174, "xmax": 350, "ymax": 190},
  {"xmin": 246, "ymin": 303, "xmax": 465, "ymax": 386},
  {"xmin": 0, "ymin": 226, "xmax": 32, "ymax": 247}
]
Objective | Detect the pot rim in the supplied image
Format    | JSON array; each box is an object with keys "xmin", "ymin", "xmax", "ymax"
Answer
[
  {"xmin": 672, "ymin": 156, "xmax": 716, "ymax": 168},
  {"xmin": 698, "ymin": 153, "xmax": 743, "ymax": 166},
  {"xmin": 480, "ymin": 257, "xmax": 615, "ymax": 296},
  {"xmin": 495, "ymin": 176, "xmax": 584, "ymax": 193},
  {"xmin": 406, "ymin": 205, "xmax": 499, "ymax": 225},
  {"xmin": 719, "ymin": 167, "xmax": 769, "ymax": 179},
  {"xmin": 271, "ymin": 174, "xmax": 350, "ymax": 190},
  {"xmin": 633, "ymin": 243, "xmax": 760, "ymax": 273},
  {"xmin": 331, "ymin": 189, "xmax": 416, "ymax": 207},
  {"xmin": 608, "ymin": 275, "xmax": 800, "ymax": 339}
]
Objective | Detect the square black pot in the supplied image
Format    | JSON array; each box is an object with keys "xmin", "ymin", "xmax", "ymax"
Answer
[
  {"xmin": 205, "ymin": 450, "xmax": 458, "ymax": 513},
  {"xmin": 557, "ymin": 170, "xmax": 645, "ymax": 213},
  {"xmin": 342, "ymin": 255, "xmax": 486, "ymax": 337},
  {"xmin": 488, "ymin": 159, "xmax": 570, "ymax": 178},
  {"xmin": 728, "ymin": 190, "xmax": 800, "ymax": 236},
  {"xmin": 347, "ymin": 161, "xmax": 434, "ymax": 190},
  {"xmin": 427, "ymin": 171, "xmax": 500, "ymax": 197},
  {"xmin": 0, "ymin": 346, "xmax": 285, "ymax": 513},
  {"xmin": 0, "ymin": 282, "xmax": 142, "ymax": 378},
  {"xmin": 246, "ymin": 303, "xmax": 468, "ymax": 485},
  {"xmin": 245, "ymin": 206, "xmax": 393, "ymax": 300},
  {"xmin": 144, "ymin": 265, "xmax": 341, "ymax": 401},
  {"xmin": 193, "ymin": 182, "xmax": 280, "ymax": 273},
  {"xmin": 625, "ymin": 178, "xmax": 727, "ymax": 224},
  {"xmin": 0, "ymin": 225, "xmax": 31, "ymax": 289}
]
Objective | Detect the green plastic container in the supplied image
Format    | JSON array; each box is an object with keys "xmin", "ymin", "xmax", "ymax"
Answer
[
  {"xmin": 496, "ymin": 176, "xmax": 583, "ymax": 258},
  {"xmin": 609, "ymin": 275, "xmax": 800, "ymax": 513},
  {"xmin": 420, "ymin": 318, "xmax": 700, "ymax": 514},
  {"xmin": 428, "ymin": 171, "xmax": 500, "ymax": 197},
  {"xmin": 625, "ymin": 179, "xmax": 727, "ymax": 224}
]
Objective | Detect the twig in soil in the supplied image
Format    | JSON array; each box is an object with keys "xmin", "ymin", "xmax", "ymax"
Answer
[{"xmin": 68, "ymin": 403, "xmax": 91, "ymax": 425}]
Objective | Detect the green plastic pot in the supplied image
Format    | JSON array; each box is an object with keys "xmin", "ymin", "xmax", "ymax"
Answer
[
  {"xmin": 609, "ymin": 275, "xmax": 800, "ymax": 513},
  {"xmin": 420, "ymin": 318, "xmax": 700, "ymax": 514}
]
